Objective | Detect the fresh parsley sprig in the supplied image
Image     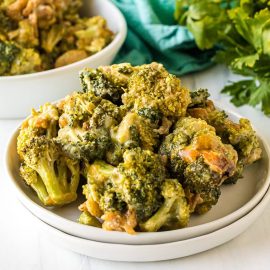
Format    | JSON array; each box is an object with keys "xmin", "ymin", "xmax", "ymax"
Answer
[{"xmin": 175, "ymin": 0, "xmax": 270, "ymax": 115}]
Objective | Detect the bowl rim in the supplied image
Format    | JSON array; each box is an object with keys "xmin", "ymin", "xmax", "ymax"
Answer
[
  {"xmin": 5, "ymin": 106, "xmax": 270, "ymax": 244},
  {"xmin": 0, "ymin": 0, "xmax": 127, "ymax": 81}
]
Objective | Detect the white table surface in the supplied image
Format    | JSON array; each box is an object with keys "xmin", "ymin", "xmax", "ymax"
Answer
[{"xmin": 1, "ymin": 65, "xmax": 270, "ymax": 270}]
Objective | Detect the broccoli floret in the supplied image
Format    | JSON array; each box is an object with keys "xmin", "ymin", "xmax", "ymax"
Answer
[
  {"xmin": 105, "ymin": 111, "xmax": 160, "ymax": 165},
  {"xmin": 10, "ymin": 47, "xmax": 41, "ymax": 75},
  {"xmin": 57, "ymin": 126, "xmax": 111, "ymax": 161},
  {"xmin": 160, "ymin": 117, "xmax": 238, "ymax": 213},
  {"xmin": 105, "ymin": 142, "xmax": 124, "ymax": 166},
  {"xmin": 188, "ymin": 93, "xmax": 262, "ymax": 183},
  {"xmin": 18, "ymin": 136, "xmax": 80, "ymax": 206},
  {"xmin": 110, "ymin": 112, "xmax": 159, "ymax": 151},
  {"xmin": 41, "ymin": 24, "xmax": 66, "ymax": 53},
  {"xmin": 188, "ymin": 89, "xmax": 210, "ymax": 108},
  {"xmin": 63, "ymin": 0, "xmax": 83, "ymax": 20},
  {"xmin": 0, "ymin": 9, "xmax": 16, "ymax": 35},
  {"xmin": 57, "ymin": 92, "xmax": 123, "ymax": 161},
  {"xmin": 75, "ymin": 16, "xmax": 114, "ymax": 54},
  {"xmin": 123, "ymin": 62, "xmax": 191, "ymax": 119},
  {"xmin": 224, "ymin": 119, "xmax": 262, "ymax": 165},
  {"xmin": 57, "ymin": 91, "xmax": 123, "ymax": 129},
  {"xmin": 222, "ymin": 118, "xmax": 262, "ymax": 184},
  {"xmin": 184, "ymin": 157, "xmax": 221, "ymax": 213},
  {"xmin": 137, "ymin": 107, "xmax": 162, "ymax": 124},
  {"xmin": 17, "ymin": 103, "xmax": 59, "ymax": 159},
  {"xmin": 80, "ymin": 148, "xmax": 166, "ymax": 233},
  {"xmin": 81, "ymin": 160, "xmax": 126, "ymax": 214},
  {"xmin": 116, "ymin": 148, "xmax": 166, "ymax": 221},
  {"xmin": 140, "ymin": 179, "xmax": 190, "ymax": 232},
  {"xmin": 9, "ymin": 19, "xmax": 39, "ymax": 48},
  {"xmin": 89, "ymin": 99, "xmax": 125, "ymax": 129},
  {"xmin": 17, "ymin": 102, "xmax": 80, "ymax": 206},
  {"xmin": 0, "ymin": 39, "xmax": 20, "ymax": 75},
  {"xmin": 79, "ymin": 160, "xmax": 135, "ymax": 233},
  {"xmin": 57, "ymin": 91, "xmax": 102, "ymax": 126},
  {"xmin": 80, "ymin": 63, "xmax": 135, "ymax": 104},
  {"xmin": 78, "ymin": 211, "xmax": 102, "ymax": 228}
]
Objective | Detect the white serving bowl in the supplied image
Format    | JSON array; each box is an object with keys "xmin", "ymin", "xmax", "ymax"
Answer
[
  {"xmin": 0, "ymin": 0, "xmax": 127, "ymax": 119},
  {"xmin": 5, "ymin": 107, "xmax": 270, "ymax": 245},
  {"xmin": 17, "ymin": 184, "xmax": 270, "ymax": 262}
]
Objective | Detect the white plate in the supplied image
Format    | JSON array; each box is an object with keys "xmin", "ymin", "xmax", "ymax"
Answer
[
  {"xmin": 5, "ymin": 108, "xmax": 270, "ymax": 245},
  {"xmin": 23, "ymin": 185, "xmax": 270, "ymax": 262}
]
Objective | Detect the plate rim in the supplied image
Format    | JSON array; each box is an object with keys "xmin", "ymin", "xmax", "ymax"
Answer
[{"xmin": 22, "ymin": 184, "xmax": 270, "ymax": 261}]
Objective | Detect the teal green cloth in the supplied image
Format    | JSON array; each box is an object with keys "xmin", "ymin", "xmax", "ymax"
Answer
[{"xmin": 112, "ymin": 0, "xmax": 215, "ymax": 75}]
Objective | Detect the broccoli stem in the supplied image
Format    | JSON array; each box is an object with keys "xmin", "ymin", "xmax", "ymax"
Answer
[
  {"xmin": 86, "ymin": 161, "xmax": 115, "ymax": 182},
  {"xmin": 78, "ymin": 211, "xmax": 102, "ymax": 228},
  {"xmin": 57, "ymin": 159, "xmax": 69, "ymax": 192},
  {"xmin": 36, "ymin": 160, "xmax": 77, "ymax": 205},
  {"xmin": 30, "ymin": 176, "xmax": 52, "ymax": 205},
  {"xmin": 66, "ymin": 159, "xmax": 80, "ymax": 192},
  {"xmin": 140, "ymin": 197, "xmax": 175, "ymax": 232}
]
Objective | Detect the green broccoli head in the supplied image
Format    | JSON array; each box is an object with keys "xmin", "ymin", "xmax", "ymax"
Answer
[
  {"xmin": 110, "ymin": 112, "xmax": 159, "ymax": 151},
  {"xmin": 57, "ymin": 92, "xmax": 123, "ymax": 161},
  {"xmin": 140, "ymin": 179, "xmax": 190, "ymax": 232},
  {"xmin": 19, "ymin": 135, "xmax": 80, "ymax": 206},
  {"xmin": 9, "ymin": 19, "xmax": 39, "ymax": 48},
  {"xmin": 57, "ymin": 91, "xmax": 102, "ymax": 127},
  {"xmin": 225, "ymin": 118, "xmax": 262, "ymax": 165},
  {"xmin": 57, "ymin": 91, "xmax": 123, "ymax": 129},
  {"xmin": 79, "ymin": 160, "xmax": 134, "ymax": 232},
  {"xmin": 160, "ymin": 117, "xmax": 238, "ymax": 213},
  {"xmin": 116, "ymin": 148, "xmax": 166, "ymax": 221},
  {"xmin": 0, "ymin": 39, "xmax": 20, "ymax": 75},
  {"xmin": 188, "ymin": 88, "xmax": 210, "ymax": 108},
  {"xmin": 123, "ymin": 62, "xmax": 191, "ymax": 119},
  {"xmin": 17, "ymin": 102, "xmax": 80, "ymax": 206},
  {"xmin": 57, "ymin": 126, "xmax": 111, "ymax": 161},
  {"xmin": 188, "ymin": 93, "xmax": 262, "ymax": 183},
  {"xmin": 63, "ymin": 0, "xmax": 83, "ymax": 19},
  {"xmin": 222, "ymin": 118, "xmax": 262, "ymax": 184},
  {"xmin": 75, "ymin": 16, "xmax": 114, "ymax": 54},
  {"xmin": 105, "ymin": 111, "xmax": 160, "ymax": 165},
  {"xmin": 10, "ymin": 47, "xmax": 41, "ymax": 75},
  {"xmin": 0, "ymin": 9, "xmax": 17, "ymax": 35},
  {"xmin": 17, "ymin": 103, "xmax": 59, "ymax": 159},
  {"xmin": 137, "ymin": 107, "xmax": 162, "ymax": 125},
  {"xmin": 41, "ymin": 24, "xmax": 66, "ymax": 53},
  {"xmin": 80, "ymin": 63, "xmax": 134, "ymax": 104},
  {"xmin": 89, "ymin": 99, "xmax": 125, "ymax": 129},
  {"xmin": 184, "ymin": 157, "xmax": 221, "ymax": 213},
  {"xmin": 78, "ymin": 211, "xmax": 102, "ymax": 228},
  {"xmin": 80, "ymin": 148, "xmax": 166, "ymax": 233}
]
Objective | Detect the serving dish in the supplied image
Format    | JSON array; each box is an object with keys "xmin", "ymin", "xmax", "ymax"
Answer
[
  {"xmin": 0, "ymin": 0, "xmax": 127, "ymax": 119},
  {"xmin": 6, "ymin": 107, "xmax": 270, "ymax": 245},
  {"xmin": 20, "ymin": 184, "xmax": 270, "ymax": 262}
]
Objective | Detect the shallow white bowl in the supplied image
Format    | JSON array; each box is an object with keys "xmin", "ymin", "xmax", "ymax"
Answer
[
  {"xmin": 21, "ymin": 185, "xmax": 270, "ymax": 262},
  {"xmin": 0, "ymin": 0, "xmax": 127, "ymax": 119},
  {"xmin": 5, "ymin": 107, "xmax": 270, "ymax": 245}
]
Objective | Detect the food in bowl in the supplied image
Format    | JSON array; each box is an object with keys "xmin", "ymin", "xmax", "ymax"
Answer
[
  {"xmin": 0, "ymin": 0, "xmax": 114, "ymax": 75},
  {"xmin": 16, "ymin": 62, "xmax": 262, "ymax": 234}
]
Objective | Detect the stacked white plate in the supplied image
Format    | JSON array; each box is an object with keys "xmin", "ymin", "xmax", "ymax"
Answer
[{"xmin": 5, "ymin": 108, "xmax": 270, "ymax": 262}]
